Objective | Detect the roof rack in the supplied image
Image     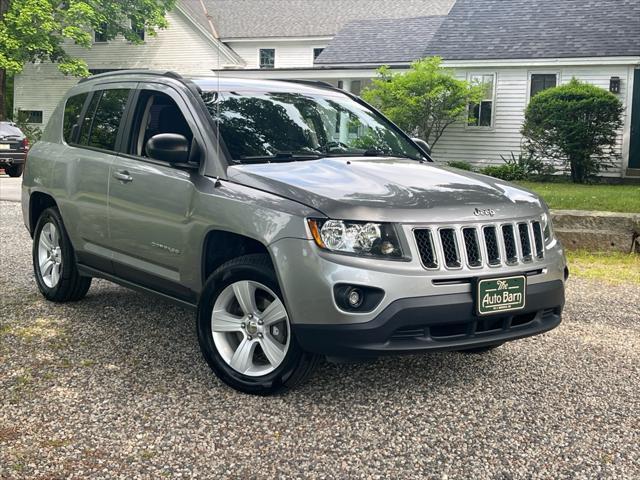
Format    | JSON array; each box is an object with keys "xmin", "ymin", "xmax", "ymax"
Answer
[
  {"xmin": 281, "ymin": 79, "xmax": 337, "ymax": 89},
  {"xmin": 79, "ymin": 69, "xmax": 183, "ymax": 83}
]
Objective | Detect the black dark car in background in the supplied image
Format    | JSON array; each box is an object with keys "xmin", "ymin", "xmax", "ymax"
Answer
[{"xmin": 0, "ymin": 122, "xmax": 29, "ymax": 177}]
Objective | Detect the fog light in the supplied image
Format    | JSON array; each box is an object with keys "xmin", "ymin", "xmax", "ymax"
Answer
[
  {"xmin": 347, "ymin": 288, "xmax": 363, "ymax": 308},
  {"xmin": 380, "ymin": 241, "xmax": 395, "ymax": 255}
]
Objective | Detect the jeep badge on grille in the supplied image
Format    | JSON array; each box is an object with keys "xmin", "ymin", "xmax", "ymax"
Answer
[{"xmin": 474, "ymin": 207, "xmax": 496, "ymax": 217}]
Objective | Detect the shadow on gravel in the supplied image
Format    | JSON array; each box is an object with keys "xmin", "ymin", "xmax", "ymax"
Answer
[{"xmin": 49, "ymin": 281, "xmax": 506, "ymax": 403}]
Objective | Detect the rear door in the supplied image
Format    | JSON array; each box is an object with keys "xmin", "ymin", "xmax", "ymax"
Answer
[
  {"xmin": 61, "ymin": 84, "xmax": 135, "ymax": 272},
  {"xmin": 107, "ymin": 82, "xmax": 203, "ymax": 302}
]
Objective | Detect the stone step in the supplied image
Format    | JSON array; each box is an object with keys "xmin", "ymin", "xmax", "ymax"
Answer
[{"xmin": 551, "ymin": 209, "xmax": 639, "ymax": 253}]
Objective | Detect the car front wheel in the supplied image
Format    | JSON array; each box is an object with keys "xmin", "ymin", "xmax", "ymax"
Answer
[{"xmin": 197, "ymin": 254, "xmax": 319, "ymax": 395}]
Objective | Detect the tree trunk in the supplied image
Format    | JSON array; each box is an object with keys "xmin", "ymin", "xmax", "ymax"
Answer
[
  {"xmin": 0, "ymin": 0, "xmax": 9, "ymax": 121},
  {"xmin": 0, "ymin": 68, "xmax": 5, "ymax": 121}
]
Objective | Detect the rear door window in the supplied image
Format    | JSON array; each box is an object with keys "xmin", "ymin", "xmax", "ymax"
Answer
[
  {"xmin": 77, "ymin": 89, "xmax": 131, "ymax": 151},
  {"xmin": 63, "ymin": 93, "xmax": 88, "ymax": 144}
]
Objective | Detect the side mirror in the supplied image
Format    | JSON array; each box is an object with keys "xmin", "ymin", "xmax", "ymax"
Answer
[
  {"xmin": 411, "ymin": 138, "xmax": 431, "ymax": 155},
  {"xmin": 146, "ymin": 133, "xmax": 190, "ymax": 164}
]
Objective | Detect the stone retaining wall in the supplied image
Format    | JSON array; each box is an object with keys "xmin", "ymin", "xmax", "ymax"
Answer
[{"xmin": 550, "ymin": 210, "xmax": 640, "ymax": 253}]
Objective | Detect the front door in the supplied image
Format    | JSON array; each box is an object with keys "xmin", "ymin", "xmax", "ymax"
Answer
[
  {"xmin": 107, "ymin": 84, "xmax": 201, "ymax": 302},
  {"xmin": 630, "ymin": 69, "xmax": 640, "ymax": 169}
]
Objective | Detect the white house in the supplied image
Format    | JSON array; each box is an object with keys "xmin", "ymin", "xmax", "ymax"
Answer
[
  {"xmin": 13, "ymin": 0, "xmax": 451, "ymax": 127},
  {"xmin": 13, "ymin": 0, "xmax": 640, "ymax": 178}
]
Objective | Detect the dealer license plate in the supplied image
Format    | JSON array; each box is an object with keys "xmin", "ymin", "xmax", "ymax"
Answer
[{"xmin": 476, "ymin": 275, "xmax": 526, "ymax": 315}]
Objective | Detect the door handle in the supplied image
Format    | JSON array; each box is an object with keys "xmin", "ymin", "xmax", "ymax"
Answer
[{"xmin": 113, "ymin": 170, "xmax": 133, "ymax": 183}]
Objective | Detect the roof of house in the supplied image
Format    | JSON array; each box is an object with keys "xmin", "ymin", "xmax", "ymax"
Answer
[
  {"xmin": 425, "ymin": 0, "xmax": 640, "ymax": 60},
  {"xmin": 314, "ymin": 0, "xmax": 640, "ymax": 66},
  {"xmin": 315, "ymin": 16, "xmax": 445, "ymax": 65},
  {"xmin": 178, "ymin": 0, "xmax": 453, "ymax": 39}
]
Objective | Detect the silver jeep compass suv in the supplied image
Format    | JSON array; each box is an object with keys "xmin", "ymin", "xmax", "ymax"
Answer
[{"xmin": 22, "ymin": 71, "xmax": 567, "ymax": 395}]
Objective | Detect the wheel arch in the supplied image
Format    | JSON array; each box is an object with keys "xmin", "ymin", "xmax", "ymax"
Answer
[
  {"xmin": 201, "ymin": 229, "xmax": 275, "ymax": 286},
  {"xmin": 29, "ymin": 191, "xmax": 58, "ymax": 236}
]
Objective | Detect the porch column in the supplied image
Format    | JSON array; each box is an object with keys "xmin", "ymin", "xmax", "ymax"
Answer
[{"xmin": 339, "ymin": 79, "xmax": 353, "ymax": 143}]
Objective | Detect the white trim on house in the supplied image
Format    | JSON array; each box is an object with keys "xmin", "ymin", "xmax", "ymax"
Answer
[
  {"xmin": 465, "ymin": 71, "xmax": 497, "ymax": 130},
  {"xmin": 174, "ymin": 4, "xmax": 245, "ymax": 66}
]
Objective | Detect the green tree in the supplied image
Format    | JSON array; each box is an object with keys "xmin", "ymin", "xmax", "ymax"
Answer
[
  {"xmin": 362, "ymin": 57, "xmax": 483, "ymax": 148},
  {"xmin": 522, "ymin": 78, "xmax": 624, "ymax": 183},
  {"xmin": 0, "ymin": 0, "xmax": 175, "ymax": 120}
]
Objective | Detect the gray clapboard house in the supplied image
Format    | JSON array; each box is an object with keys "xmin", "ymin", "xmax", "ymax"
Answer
[{"xmin": 311, "ymin": 0, "xmax": 640, "ymax": 178}]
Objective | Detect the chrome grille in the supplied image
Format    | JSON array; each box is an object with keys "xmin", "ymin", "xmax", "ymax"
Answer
[
  {"xmin": 439, "ymin": 228, "xmax": 461, "ymax": 268},
  {"xmin": 518, "ymin": 223, "xmax": 532, "ymax": 261},
  {"xmin": 414, "ymin": 218, "xmax": 545, "ymax": 270},
  {"xmin": 501, "ymin": 224, "xmax": 518, "ymax": 264},
  {"xmin": 532, "ymin": 221, "xmax": 544, "ymax": 259},
  {"xmin": 414, "ymin": 229, "xmax": 437, "ymax": 268},
  {"xmin": 462, "ymin": 228, "xmax": 482, "ymax": 267},
  {"xmin": 483, "ymin": 226, "xmax": 501, "ymax": 266}
]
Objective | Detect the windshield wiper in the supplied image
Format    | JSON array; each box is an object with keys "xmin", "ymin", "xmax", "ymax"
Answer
[
  {"xmin": 361, "ymin": 149, "xmax": 421, "ymax": 160},
  {"xmin": 237, "ymin": 151, "xmax": 325, "ymax": 164}
]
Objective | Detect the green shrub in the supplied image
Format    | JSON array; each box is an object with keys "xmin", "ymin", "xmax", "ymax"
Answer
[
  {"xmin": 522, "ymin": 78, "xmax": 623, "ymax": 183},
  {"xmin": 480, "ymin": 152, "xmax": 555, "ymax": 181},
  {"xmin": 362, "ymin": 57, "xmax": 484, "ymax": 149},
  {"xmin": 446, "ymin": 160, "xmax": 473, "ymax": 171},
  {"xmin": 480, "ymin": 164, "xmax": 526, "ymax": 181},
  {"xmin": 501, "ymin": 151, "xmax": 555, "ymax": 179},
  {"xmin": 13, "ymin": 111, "xmax": 42, "ymax": 144}
]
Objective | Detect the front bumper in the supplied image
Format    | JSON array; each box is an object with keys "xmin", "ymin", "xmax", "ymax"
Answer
[{"xmin": 293, "ymin": 279, "xmax": 564, "ymax": 358}]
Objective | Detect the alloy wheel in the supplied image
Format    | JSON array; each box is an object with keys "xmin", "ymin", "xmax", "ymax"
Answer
[
  {"xmin": 38, "ymin": 222, "xmax": 62, "ymax": 288},
  {"xmin": 211, "ymin": 280, "xmax": 291, "ymax": 377}
]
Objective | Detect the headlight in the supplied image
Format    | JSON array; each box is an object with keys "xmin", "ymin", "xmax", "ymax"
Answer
[
  {"xmin": 540, "ymin": 205, "xmax": 555, "ymax": 244},
  {"xmin": 307, "ymin": 218, "xmax": 404, "ymax": 258}
]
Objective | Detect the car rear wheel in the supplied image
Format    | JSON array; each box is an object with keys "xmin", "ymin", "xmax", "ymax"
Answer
[
  {"xmin": 5, "ymin": 164, "xmax": 23, "ymax": 177},
  {"xmin": 197, "ymin": 254, "xmax": 319, "ymax": 395},
  {"xmin": 33, "ymin": 207, "xmax": 92, "ymax": 302}
]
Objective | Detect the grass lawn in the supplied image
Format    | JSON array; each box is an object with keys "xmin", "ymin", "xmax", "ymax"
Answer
[
  {"xmin": 567, "ymin": 250, "xmax": 640, "ymax": 285},
  {"xmin": 516, "ymin": 182, "xmax": 640, "ymax": 213}
]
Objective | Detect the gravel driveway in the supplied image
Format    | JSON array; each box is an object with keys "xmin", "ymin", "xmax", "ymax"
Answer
[{"xmin": 1, "ymin": 201, "xmax": 639, "ymax": 479}]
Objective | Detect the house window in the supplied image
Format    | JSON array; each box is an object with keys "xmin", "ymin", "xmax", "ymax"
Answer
[
  {"xmin": 94, "ymin": 24, "xmax": 108, "ymax": 43},
  {"xmin": 131, "ymin": 19, "xmax": 145, "ymax": 41},
  {"xmin": 259, "ymin": 49, "xmax": 275, "ymax": 69},
  {"xmin": 18, "ymin": 110, "xmax": 43, "ymax": 124},
  {"xmin": 313, "ymin": 48, "xmax": 324, "ymax": 60},
  {"xmin": 530, "ymin": 73, "xmax": 557, "ymax": 98},
  {"xmin": 468, "ymin": 73, "xmax": 495, "ymax": 127}
]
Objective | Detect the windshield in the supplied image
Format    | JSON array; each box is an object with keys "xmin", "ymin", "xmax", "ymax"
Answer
[{"xmin": 200, "ymin": 90, "xmax": 424, "ymax": 163}]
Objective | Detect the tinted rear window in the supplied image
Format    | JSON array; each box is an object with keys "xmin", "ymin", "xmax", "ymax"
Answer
[
  {"xmin": 63, "ymin": 93, "xmax": 88, "ymax": 143},
  {"xmin": 78, "ymin": 89, "xmax": 130, "ymax": 151}
]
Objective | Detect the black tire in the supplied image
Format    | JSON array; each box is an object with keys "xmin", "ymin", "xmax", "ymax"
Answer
[
  {"xmin": 6, "ymin": 164, "xmax": 24, "ymax": 177},
  {"xmin": 33, "ymin": 207, "xmax": 92, "ymax": 302},
  {"xmin": 197, "ymin": 254, "xmax": 320, "ymax": 395},
  {"xmin": 458, "ymin": 344, "xmax": 503, "ymax": 354}
]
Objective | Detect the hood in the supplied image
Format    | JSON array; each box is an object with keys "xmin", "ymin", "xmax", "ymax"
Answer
[{"xmin": 227, "ymin": 157, "xmax": 545, "ymax": 223}]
